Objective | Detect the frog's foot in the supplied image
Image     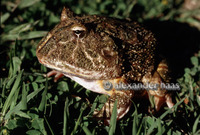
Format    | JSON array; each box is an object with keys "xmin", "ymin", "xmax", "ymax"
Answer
[
  {"xmin": 147, "ymin": 72, "xmax": 174, "ymax": 111},
  {"xmin": 153, "ymin": 93, "xmax": 174, "ymax": 111},
  {"xmin": 47, "ymin": 70, "xmax": 64, "ymax": 82},
  {"xmin": 143, "ymin": 60, "xmax": 174, "ymax": 111},
  {"xmin": 93, "ymin": 90, "xmax": 133, "ymax": 125}
]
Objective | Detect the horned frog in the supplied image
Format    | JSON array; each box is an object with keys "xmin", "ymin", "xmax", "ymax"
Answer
[{"xmin": 36, "ymin": 7, "xmax": 174, "ymax": 123}]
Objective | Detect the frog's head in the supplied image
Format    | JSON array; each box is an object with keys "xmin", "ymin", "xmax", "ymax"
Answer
[
  {"xmin": 36, "ymin": 7, "xmax": 122, "ymax": 80},
  {"xmin": 37, "ymin": 7, "xmax": 157, "ymax": 81}
]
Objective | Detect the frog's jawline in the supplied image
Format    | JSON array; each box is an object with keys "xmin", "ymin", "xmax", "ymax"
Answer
[
  {"xmin": 43, "ymin": 63, "xmax": 100, "ymax": 80},
  {"xmin": 43, "ymin": 63, "xmax": 111, "ymax": 95},
  {"xmin": 63, "ymin": 73, "xmax": 111, "ymax": 95}
]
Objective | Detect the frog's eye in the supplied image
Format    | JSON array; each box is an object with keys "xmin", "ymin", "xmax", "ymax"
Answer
[{"xmin": 71, "ymin": 26, "xmax": 86, "ymax": 38}]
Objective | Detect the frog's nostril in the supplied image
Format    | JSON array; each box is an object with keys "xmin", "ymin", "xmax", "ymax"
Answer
[{"xmin": 102, "ymin": 49, "xmax": 112, "ymax": 58}]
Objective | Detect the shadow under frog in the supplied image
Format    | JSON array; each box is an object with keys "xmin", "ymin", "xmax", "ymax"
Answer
[{"xmin": 143, "ymin": 20, "xmax": 200, "ymax": 80}]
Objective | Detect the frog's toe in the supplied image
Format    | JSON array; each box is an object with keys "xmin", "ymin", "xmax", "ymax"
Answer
[
  {"xmin": 153, "ymin": 93, "xmax": 174, "ymax": 111},
  {"xmin": 47, "ymin": 70, "xmax": 64, "ymax": 82},
  {"xmin": 165, "ymin": 93, "xmax": 174, "ymax": 109}
]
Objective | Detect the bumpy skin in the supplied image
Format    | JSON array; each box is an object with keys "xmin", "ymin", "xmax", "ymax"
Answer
[{"xmin": 36, "ymin": 7, "xmax": 174, "ymax": 123}]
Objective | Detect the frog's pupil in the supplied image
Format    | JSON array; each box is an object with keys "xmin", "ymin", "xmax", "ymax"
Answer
[
  {"xmin": 73, "ymin": 30, "xmax": 85, "ymax": 38},
  {"xmin": 74, "ymin": 30, "xmax": 82, "ymax": 34}
]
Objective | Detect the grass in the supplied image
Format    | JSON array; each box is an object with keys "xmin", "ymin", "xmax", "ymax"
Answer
[{"xmin": 0, "ymin": 0, "xmax": 200, "ymax": 134}]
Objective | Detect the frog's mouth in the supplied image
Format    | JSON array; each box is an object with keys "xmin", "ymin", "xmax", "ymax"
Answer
[
  {"xmin": 37, "ymin": 52, "xmax": 122, "ymax": 81},
  {"xmin": 38, "ymin": 56, "xmax": 128, "ymax": 96},
  {"xmin": 40, "ymin": 61, "xmax": 102, "ymax": 80},
  {"xmin": 37, "ymin": 56, "xmax": 95, "ymax": 78}
]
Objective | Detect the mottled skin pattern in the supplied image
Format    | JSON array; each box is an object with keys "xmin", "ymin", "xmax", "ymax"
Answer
[{"xmin": 36, "ymin": 7, "xmax": 174, "ymax": 124}]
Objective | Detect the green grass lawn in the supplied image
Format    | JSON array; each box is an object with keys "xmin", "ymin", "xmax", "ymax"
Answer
[{"xmin": 0, "ymin": 0, "xmax": 200, "ymax": 134}]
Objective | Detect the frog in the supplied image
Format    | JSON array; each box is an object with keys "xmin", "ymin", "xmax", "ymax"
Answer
[{"xmin": 36, "ymin": 7, "xmax": 174, "ymax": 124}]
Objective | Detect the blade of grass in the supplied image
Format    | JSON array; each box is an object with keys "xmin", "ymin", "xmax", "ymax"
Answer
[
  {"xmin": 10, "ymin": 87, "xmax": 20, "ymax": 110},
  {"xmin": 18, "ymin": 0, "xmax": 40, "ymax": 9},
  {"xmin": 137, "ymin": 117, "xmax": 144, "ymax": 135},
  {"xmin": 82, "ymin": 126, "xmax": 92, "ymax": 135},
  {"xmin": 2, "ymin": 70, "xmax": 23, "ymax": 117},
  {"xmin": 123, "ymin": 0, "xmax": 137, "ymax": 18},
  {"xmin": 132, "ymin": 113, "xmax": 137, "ymax": 135},
  {"xmin": 146, "ymin": 117, "xmax": 156, "ymax": 135},
  {"xmin": 131, "ymin": 102, "xmax": 138, "ymax": 135},
  {"xmin": 14, "ymin": 110, "xmax": 31, "ymax": 119},
  {"xmin": 12, "ymin": 57, "xmax": 21, "ymax": 76},
  {"xmin": 4, "ymin": 86, "xmax": 44, "ymax": 120},
  {"xmin": 38, "ymin": 76, "xmax": 48, "ymax": 111},
  {"xmin": 44, "ymin": 115, "xmax": 54, "ymax": 135},
  {"xmin": 19, "ymin": 31, "xmax": 48, "ymax": 40},
  {"xmin": 160, "ymin": 97, "xmax": 185, "ymax": 119},
  {"xmin": 109, "ymin": 100, "xmax": 117, "ymax": 135},
  {"xmin": 71, "ymin": 103, "xmax": 86, "ymax": 135},
  {"xmin": 5, "ymin": 75, "xmax": 17, "ymax": 89},
  {"xmin": 1, "ymin": 13, "xmax": 10, "ymax": 24},
  {"xmin": 1, "ymin": 79, "xmax": 6, "ymax": 98},
  {"xmin": 21, "ymin": 82, "xmax": 27, "ymax": 110},
  {"xmin": 63, "ymin": 97, "xmax": 69, "ymax": 135},
  {"xmin": 88, "ymin": 96, "xmax": 98, "ymax": 116},
  {"xmin": 157, "ymin": 118, "xmax": 163, "ymax": 135},
  {"xmin": 192, "ymin": 115, "xmax": 200, "ymax": 134}
]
